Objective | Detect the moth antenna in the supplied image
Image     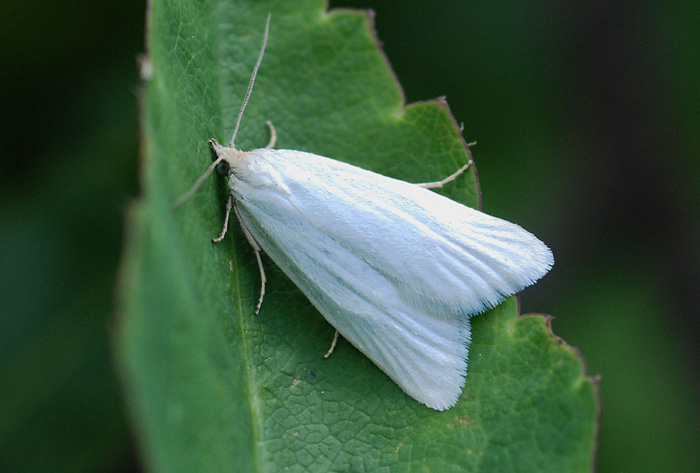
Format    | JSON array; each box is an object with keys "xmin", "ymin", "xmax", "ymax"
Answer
[
  {"xmin": 172, "ymin": 14, "xmax": 271, "ymax": 208},
  {"xmin": 230, "ymin": 13, "xmax": 271, "ymax": 148},
  {"xmin": 171, "ymin": 155, "xmax": 226, "ymax": 208}
]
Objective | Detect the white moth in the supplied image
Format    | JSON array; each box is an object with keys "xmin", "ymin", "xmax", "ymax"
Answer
[{"xmin": 176, "ymin": 15, "xmax": 553, "ymax": 410}]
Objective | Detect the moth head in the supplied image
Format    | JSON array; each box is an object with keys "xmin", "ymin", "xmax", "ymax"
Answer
[
  {"xmin": 171, "ymin": 140, "xmax": 238, "ymax": 208},
  {"xmin": 215, "ymin": 159, "xmax": 230, "ymax": 176}
]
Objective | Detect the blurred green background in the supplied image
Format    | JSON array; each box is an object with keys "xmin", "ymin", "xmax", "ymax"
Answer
[{"xmin": 1, "ymin": 1, "xmax": 698, "ymax": 472}]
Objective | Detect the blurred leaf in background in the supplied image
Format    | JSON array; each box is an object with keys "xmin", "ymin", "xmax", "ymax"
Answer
[
  {"xmin": 0, "ymin": 1, "xmax": 144, "ymax": 472},
  {"xmin": 0, "ymin": 0, "xmax": 698, "ymax": 472}
]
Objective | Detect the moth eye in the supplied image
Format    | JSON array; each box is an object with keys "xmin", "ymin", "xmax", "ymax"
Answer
[{"xmin": 216, "ymin": 161, "xmax": 230, "ymax": 176}]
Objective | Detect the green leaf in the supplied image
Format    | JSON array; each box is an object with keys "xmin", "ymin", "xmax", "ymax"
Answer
[{"xmin": 116, "ymin": 1, "xmax": 598, "ymax": 471}]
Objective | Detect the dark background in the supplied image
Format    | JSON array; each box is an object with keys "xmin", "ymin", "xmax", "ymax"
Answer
[{"xmin": 1, "ymin": 1, "xmax": 698, "ymax": 472}]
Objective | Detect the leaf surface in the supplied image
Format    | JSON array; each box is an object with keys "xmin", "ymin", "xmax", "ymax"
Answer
[{"xmin": 116, "ymin": 1, "xmax": 598, "ymax": 471}]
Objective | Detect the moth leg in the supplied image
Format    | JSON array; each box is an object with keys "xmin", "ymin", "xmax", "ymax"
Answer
[
  {"xmin": 324, "ymin": 330, "xmax": 340, "ymax": 359},
  {"xmin": 416, "ymin": 160, "xmax": 473, "ymax": 189},
  {"xmin": 264, "ymin": 120, "xmax": 277, "ymax": 149},
  {"xmin": 212, "ymin": 193, "xmax": 234, "ymax": 243},
  {"xmin": 234, "ymin": 204, "xmax": 267, "ymax": 314}
]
